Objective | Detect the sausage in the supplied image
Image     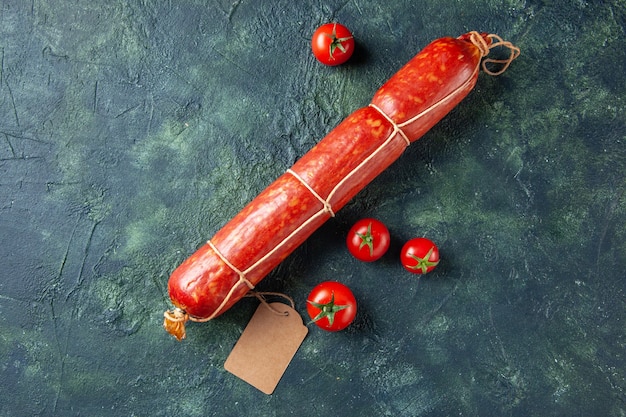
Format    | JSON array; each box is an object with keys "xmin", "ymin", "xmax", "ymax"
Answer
[{"xmin": 164, "ymin": 31, "xmax": 520, "ymax": 340}]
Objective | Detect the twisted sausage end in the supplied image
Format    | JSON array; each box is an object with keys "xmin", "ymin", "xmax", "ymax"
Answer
[{"xmin": 164, "ymin": 308, "xmax": 189, "ymax": 341}]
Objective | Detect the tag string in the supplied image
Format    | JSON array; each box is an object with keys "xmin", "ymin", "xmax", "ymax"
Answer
[
  {"xmin": 245, "ymin": 291, "xmax": 296, "ymax": 316},
  {"xmin": 163, "ymin": 291, "xmax": 296, "ymax": 340}
]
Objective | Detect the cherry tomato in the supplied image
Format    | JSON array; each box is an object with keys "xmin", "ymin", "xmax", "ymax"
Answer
[
  {"xmin": 306, "ymin": 281, "xmax": 357, "ymax": 331},
  {"xmin": 400, "ymin": 237, "xmax": 440, "ymax": 274},
  {"xmin": 346, "ymin": 218, "xmax": 390, "ymax": 262},
  {"xmin": 311, "ymin": 23, "xmax": 354, "ymax": 66}
]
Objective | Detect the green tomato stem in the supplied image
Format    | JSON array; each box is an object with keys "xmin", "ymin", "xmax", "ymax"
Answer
[
  {"xmin": 325, "ymin": 23, "xmax": 353, "ymax": 60},
  {"xmin": 356, "ymin": 222, "xmax": 374, "ymax": 256},
  {"xmin": 406, "ymin": 246, "xmax": 439, "ymax": 274},
  {"xmin": 307, "ymin": 292, "xmax": 349, "ymax": 326}
]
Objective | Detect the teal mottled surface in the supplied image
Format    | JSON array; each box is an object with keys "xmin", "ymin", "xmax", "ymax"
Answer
[{"xmin": 1, "ymin": 1, "xmax": 625, "ymax": 416}]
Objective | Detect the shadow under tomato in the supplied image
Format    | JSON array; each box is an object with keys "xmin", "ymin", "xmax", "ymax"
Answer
[
  {"xmin": 346, "ymin": 39, "xmax": 370, "ymax": 67},
  {"xmin": 343, "ymin": 296, "xmax": 382, "ymax": 341}
]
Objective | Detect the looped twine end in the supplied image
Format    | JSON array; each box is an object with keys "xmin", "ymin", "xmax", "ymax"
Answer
[
  {"xmin": 164, "ymin": 308, "xmax": 189, "ymax": 341},
  {"xmin": 468, "ymin": 31, "xmax": 521, "ymax": 76}
]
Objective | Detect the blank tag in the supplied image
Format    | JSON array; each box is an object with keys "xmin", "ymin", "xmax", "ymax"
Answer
[{"xmin": 224, "ymin": 302, "xmax": 308, "ymax": 394}]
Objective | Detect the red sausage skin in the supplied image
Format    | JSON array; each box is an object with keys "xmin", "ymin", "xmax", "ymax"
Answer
[{"xmin": 167, "ymin": 34, "xmax": 489, "ymax": 324}]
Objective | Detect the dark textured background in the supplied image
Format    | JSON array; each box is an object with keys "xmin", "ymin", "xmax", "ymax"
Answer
[{"xmin": 1, "ymin": 1, "xmax": 625, "ymax": 416}]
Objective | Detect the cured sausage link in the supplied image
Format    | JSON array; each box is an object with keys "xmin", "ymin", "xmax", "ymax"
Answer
[
  {"xmin": 164, "ymin": 32, "xmax": 520, "ymax": 340},
  {"xmin": 166, "ymin": 107, "xmax": 403, "ymax": 324}
]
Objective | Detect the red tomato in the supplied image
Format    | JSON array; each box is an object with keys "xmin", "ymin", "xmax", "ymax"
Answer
[
  {"xmin": 306, "ymin": 281, "xmax": 357, "ymax": 331},
  {"xmin": 311, "ymin": 23, "xmax": 354, "ymax": 66},
  {"xmin": 400, "ymin": 237, "xmax": 440, "ymax": 274},
  {"xmin": 346, "ymin": 218, "xmax": 390, "ymax": 262}
]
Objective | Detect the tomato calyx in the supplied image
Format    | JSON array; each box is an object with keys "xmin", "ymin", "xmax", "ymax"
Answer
[
  {"xmin": 356, "ymin": 222, "xmax": 375, "ymax": 256},
  {"xmin": 324, "ymin": 23, "xmax": 353, "ymax": 60},
  {"xmin": 311, "ymin": 23, "xmax": 354, "ymax": 66},
  {"xmin": 307, "ymin": 291, "xmax": 349, "ymax": 327},
  {"xmin": 405, "ymin": 246, "xmax": 440, "ymax": 274}
]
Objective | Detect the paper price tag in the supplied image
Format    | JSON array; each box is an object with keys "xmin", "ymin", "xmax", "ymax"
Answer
[{"xmin": 224, "ymin": 302, "xmax": 308, "ymax": 394}]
